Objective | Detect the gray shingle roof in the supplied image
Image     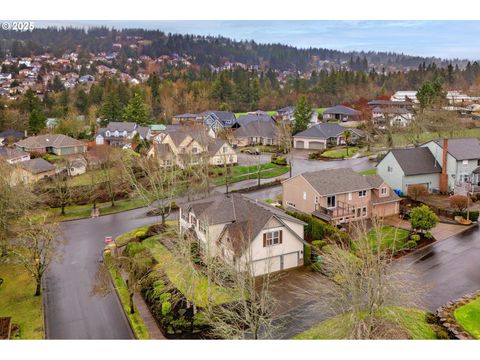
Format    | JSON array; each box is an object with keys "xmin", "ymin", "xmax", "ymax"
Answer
[
  {"xmin": 236, "ymin": 114, "xmax": 273, "ymax": 126},
  {"xmin": 20, "ymin": 158, "xmax": 55, "ymax": 174},
  {"xmin": 364, "ymin": 174, "xmax": 385, "ymax": 188},
  {"xmin": 432, "ymin": 138, "xmax": 480, "ymax": 160},
  {"xmin": 202, "ymin": 111, "xmax": 237, "ymax": 127},
  {"xmin": 293, "ymin": 123, "xmax": 364, "ymax": 140},
  {"xmin": 389, "ymin": 147, "xmax": 442, "ymax": 176},
  {"xmin": 0, "ymin": 147, "xmax": 29, "ymax": 161},
  {"xmin": 234, "ymin": 120, "xmax": 277, "ymax": 139},
  {"xmin": 371, "ymin": 190, "xmax": 401, "ymax": 205},
  {"xmin": 324, "ymin": 105, "xmax": 361, "ymax": 116},
  {"xmin": 300, "ymin": 168, "xmax": 377, "ymax": 195},
  {"xmin": 105, "ymin": 122, "xmax": 137, "ymax": 132},
  {"xmin": 15, "ymin": 134, "xmax": 85, "ymax": 149}
]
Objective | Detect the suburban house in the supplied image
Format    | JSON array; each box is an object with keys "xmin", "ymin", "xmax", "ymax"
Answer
[
  {"xmin": 0, "ymin": 147, "xmax": 30, "ymax": 164},
  {"xmin": 201, "ymin": 111, "xmax": 238, "ymax": 134},
  {"xmin": 293, "ymin": 123, "xmax": 364, "ymax": 150},
  {"xmin": 232, "ymin": 115, "xmax": 278, "ymax": 146},
  {"xmin": 10, "ymin": 157, "xmax": 56, "ymax": 185},
  {"xmin": 282, "ymin": 168, "xmax": 401, "ymax": 225},
  {"xmin": 377, "ymin": 138, "xmax": 480, "ymax": 194},
  {"xmin": 95, "ymin": 121, "xmax": 151, "ymax": 146},
  {"xmin": 391, "ymin": 91, "xmax": 418, "ymax": 103},
  {"xmin": 14, "ymin": 134, "xmax": 87, "ymax": 155},
  {"xmin": 367, "ymin": 99, "xmax": 412, "ymax": 109},
  {"xmin": 179, "ymin": 193, "xmax": 307, "ymax": 276},
  {"xmin": 323, "ymin": 105, "xmax": 361, "ymax": 122},
  {"xmin": 171, "ymin": 113, "xmax": 203, "ymax": 125},
  {"xmin": 376, "ymin": 147, "xmax": 442, "ymax": 194},
  {"xmin": 372, "ymin": 107, "xmax": 414, "ymax": 128},
  {"xmin": 148, "ymin": 130, "xmax": 238, "ymax": 168},
  {"xmin": 236, "ymin": 113, "xmax": 274, "ymax": 127},
  {"xmin": 276, "ymin": 106, "xmax": 295, "ymax": 122}
]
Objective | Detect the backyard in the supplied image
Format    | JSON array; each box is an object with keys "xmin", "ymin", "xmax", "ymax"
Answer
[
  {"xmin": 366, "ymin": 225, "xmax": 410, "ymax": 252},
  {"xmin": 454, "ymin": 295, "xmax": 480, "ymax": 339},
  {"xmin": 0, "ymin": 258, "xmax": 44, "ymax": 339}
]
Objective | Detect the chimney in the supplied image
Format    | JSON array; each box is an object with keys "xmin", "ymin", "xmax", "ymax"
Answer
[{"xmin": 439, "ymin": 138, "xmax": 448, "ymax": 193}]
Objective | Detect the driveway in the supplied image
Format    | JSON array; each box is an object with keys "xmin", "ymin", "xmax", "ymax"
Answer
[{"xmin": 44, "ymin": 207, "xmax": 158, "ymax": 339}]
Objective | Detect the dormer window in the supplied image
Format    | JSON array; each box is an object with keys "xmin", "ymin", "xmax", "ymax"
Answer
[
  {"xmin": 114, "ymin": 130, "xmax": 119, "ymax": 137},
  {"xmin": 123, "ymin": 130, "xmax": 127, "ymax": 137},
  {"xmin": 105, "ymin": 130, "xmax": 110, "ymax": 137},
  {"xmin": 381, "ymin": 187, "xmax": 388, "ymax": 196}
]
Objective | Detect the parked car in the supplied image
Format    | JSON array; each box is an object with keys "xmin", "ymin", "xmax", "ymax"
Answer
[{"xmin": 242, "ymin": 147, "xmax": 260, "ymax": 155}]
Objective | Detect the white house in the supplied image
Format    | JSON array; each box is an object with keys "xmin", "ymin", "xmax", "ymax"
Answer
[{"xmin": 179, "ymin": 193, "xmax": 307, "ymax": 276}]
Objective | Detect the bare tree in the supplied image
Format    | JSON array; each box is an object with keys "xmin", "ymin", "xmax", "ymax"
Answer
[
  {"xmin": 11, "ymin": 214, "xmax": 63, "ymax": 296},
  {"xmin": 302, "ymin": 220, "xmax": 423, "ymax": 339},
  {"xmin": 276, "ymin": 119, "xmax": 293, "ymax": 177},
  {"xmin": 91, "ymin": 145, "xmax": 123, "ymax": 207},
  {"xmin": 48, "ymin": 160, "xmax": 72, "ymax": 215}
]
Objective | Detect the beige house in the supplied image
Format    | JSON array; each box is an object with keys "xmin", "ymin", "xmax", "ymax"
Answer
[
  {"xmin": 15, "ymin": 134, "xmax": 86, "ymax": 156},
  {"xmin": 179, "ymin": 193, "xmax": 307, "ymax": 276},
  {"xmin": 148, "ymin": 130, "xmax": 237, "ymax": 168},
  {"xmin": 282, "ymin": 168, "xmax": 400, "ymax": 225},
  {"xmin": 10, "ymin": 158, "xmax": 56, "ymax": 185}
]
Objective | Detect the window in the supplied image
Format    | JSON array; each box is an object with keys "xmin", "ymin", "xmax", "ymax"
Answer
[
  {"xmin": 348, "ymin": 192, "xmax": 352, "ymax": 201},
  {"xmin": 105, "ymin": 130, "xmax": 111, "ymax": 137},
  {"xmin": 381, "ymin": 187, "xmax": 388, "ymax": 195},
  {"xmin": 264, "ymin": 230, "xmax": 281, "ymax": 246},
  {"xmin": 362, "ymin": 207, "xmax": 367, "ymax": 217},
  {"xmin": 164, "ymin": 159, "xmax": 171, "ymax": 166},
  {"xmin": 286, "ymin": 201, "xmax": 296, "ymax": 208},
  {"xmin": 314, "ymin": 195, "xmax": 319, "ymax": 204},
  {"xmin": 199, "ymin": 221, "xmax": 206, "ymax": 234},
  {"xmin": 222, "ymin": 146, "xmax": 227, "ymax": 153},
  {"xmin": 358, "ymin": 190, "xmax": 367, "ymax": 197},
  {"xmin": 462, "ymin": 160, "xmax": 469, "ymax": 165},
  {"xmin": 387, "ymin": 166, "xmax": 393, "ymax": 173},
  {"xmin": 303, "ymin": 191, "xmax": 307, "ymax": 200},
  {"xmin": 327, "ymin": 195, "xmax": 336, "ymax": 208},
  {"xmin": 192, "ymin": 146, "xmax": 198, "ymax": 154}
]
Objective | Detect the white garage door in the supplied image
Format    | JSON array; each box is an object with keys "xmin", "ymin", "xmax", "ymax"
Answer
[
  {"xmin": 282, "ymin": 252, "xmax": 299, "ymax": 270},
  {"xmin": 308, "ymin": 141, "xmax": 325, "ymax": 150},
  {"xmin": 252, "ymin": 256, "xmax": 282, "ymax": 276},
  {"xmin": 295, "ymin": 140, "xmax": 304, "ymax": 149}
]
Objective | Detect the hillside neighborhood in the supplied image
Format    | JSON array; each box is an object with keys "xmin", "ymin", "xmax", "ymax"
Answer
[{"xmin": 1, "ymin": 23, "xmax": 480, "ymax": 345}]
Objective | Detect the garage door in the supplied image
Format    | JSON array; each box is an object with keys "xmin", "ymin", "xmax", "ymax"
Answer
[
  {"xmin": 295, "ymin": 140, "xmax": 304, "ymax": 149},
  {"xmin": 252, "ymin": 256, "xmax": 281, "ymax": 276},
  {"xmin": 308, "ymin": 141, "xmax": 325, "ymax": 150},
  {"xmin": 282, "ymin": 252, "xmax": 299, "ymax": 270}
]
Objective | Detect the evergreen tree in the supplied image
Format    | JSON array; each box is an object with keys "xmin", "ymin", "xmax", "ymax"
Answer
[
  {"xmin": 100, "ymin": 92, "xmax": 123, "ymax": 125},
  {"xmin": 29, "ymin": 108, "xmax": 47, "ymax": 135},
  {"xmin": 293, "ymin": 96, "xmax": 313, "ymax": 134},
  {"xmin": 122, "ymin": 92, "xmax": 151, "ymax": 125}
]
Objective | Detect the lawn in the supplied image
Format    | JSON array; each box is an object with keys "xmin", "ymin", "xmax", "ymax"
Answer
[
  {"xmin": 294, "ymin": 307, "xmax": 437, "ymax": 340},
  {"xmin": 366, "ymin": 225, "xmax": 410, "ymax": 252},
  {"xmin": 235, "ymin": 110, "xmax": 278, "ymax": 117},
  {"xmin": 314, "ymin": 107, "xmax": 326, "ymax": 115},
  {"xmin": 387, "ymin": 128, "xmax": 480, "ymax": 148},
  {"xmin": 114, "ymin": 221, "xmax": 176, "ymax": 248},
  {"xmin": 213, "ymin": 163, "xmax": 289, "ymax": 186},
  {"xmin": 46, "ymin": 197, "xmax": 145, "ymax": 222},
  {"xmin": 454, "ymin": 296, "xmax": 480, "ymax": 339},
  {"xmin": 143, "ymin": 237, "xmax": 239, "ymax": 308},
  {"xmin": 358, "ymin": 168, "xmax": 377, "ymax": 175},
  {"xmin": 104, "ymin": 254, "xmax": 150, "ymax": 339},
  {"xmin": 0, "ymin": 259, "xmax": 44, "ymax": 339},
  {"xmin": 321, "ymin": 146, "xmax": 361, "ymax": 159}
]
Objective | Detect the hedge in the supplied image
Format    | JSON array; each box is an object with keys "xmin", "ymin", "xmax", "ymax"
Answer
[{"xmin": 453, "ymin": 210, "xmax": 479, "ymax": 222}]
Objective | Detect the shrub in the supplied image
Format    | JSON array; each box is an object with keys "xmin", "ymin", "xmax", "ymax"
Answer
[
  {"xmin": 424, "ymin": 231, "xmax": 433, "ymax": 240},
  {"xmin": 303, "ymin": 245, "xmax": 311, "ymax": 266},
  {"xmin": 410, "ymin": 234, "xmax": 421, "ymax": 242},
  {"xmin": 170, "ymin": 201, "xmax": 178, "ymax": 210},
  {"xmin": 311, "ymin": 240, "xmax": 327, "ymax": 250},
  {"xmin": 308, "ymin": 152, "xmax": 321, "ymax": 160},
  {"xmin": 425, "ymin": 312, "xmax": 439, "ymax": 324},
  {"xmin": 125, "ymin": 242, "xmax": 146, "ymax": 257},
  {"xmin": 406, "ymin": 240, "xmax": 417, "ymax": 249},
  {"xmin": 146, "ymin": 224, "xmax": 167, "ymax": 237},
  {"xmin": 449, "ymin": 195, "xmax": 469, "ymax": 211},
  {"xmin": 271, "ymin": 155, "xmax": 287, "ymax": 166},
  {"xmin": 407, "ymin": 184, "xmax": 429, "ymax": 201},
  {"xmin": 134, "ymin": 229, "xmax": 148, "ymax": 240},
  {"xmin": 409, "ymin": 205, "xmax": 439, "ymax": 233},
  {"xmin": 161, "ymin": 301, "xmax": 172, "ymax": 316},
  {"xmin": 453, "ymin": 210, "xmax": 479, "ymax": 222}
]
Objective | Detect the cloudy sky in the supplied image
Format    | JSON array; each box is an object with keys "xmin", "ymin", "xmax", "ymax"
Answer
[{"xmin": 36, "ymin": 20, "xmax": 480, "ymax": 60}]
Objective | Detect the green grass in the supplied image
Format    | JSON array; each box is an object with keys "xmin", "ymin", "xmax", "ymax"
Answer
[
  {"xmin": 366, "ymin": 225, "xmax": 410, "ymax": 252},
  {"xmin": 294, "ymin": 307, "xmax": 437, "ymax": 340},
  {"xmin": 358, "ymin": 168, "xmax": 377, "ymax": 175},
  {"xmin": 0, "ymin": 258, "xmax": 44, "ymax": 339},
  {"xmin": 321, "ymin": 146, "xmax": 361, "ymax": 159},
  {"xmin": 314, "ymin": 107, "xmax": 326, "ymax": 115},
  {"xmin": 454, "ymin": 296, "xmax": 480, "ymax": 339},
  {"xmin": 104, "ymin": 255, "xmax": 150, "ymax": 339},
  {"xmin": 115, "ymin": 225, "xmax": 151, "ymax": 247},
  {"xmin": 213, "ymin": 163, "xmax": 289, "ymax": 186},
  {"xmin": 387, "ymin": 128, "xmax": 480, "ymax": 148},
  {"xmin": 235, "ymin": 110, "xmax": 278, "ymax": 117},
  {"xmin": 143, "ymin": 237, "xmax": 238, "ymax": 308},
  {"xmin": 46, "ymin": 198, "xmax": 145, "ymax": 222}
]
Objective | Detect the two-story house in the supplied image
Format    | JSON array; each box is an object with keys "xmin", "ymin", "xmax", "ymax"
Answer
[
  {"xmin": 95, "ymin": 121, "xmax": 151, "ymax": 147},
  {"xmin": 282, "ymin": 168, "xmax": 401, "ymax": 224},
  {"xmin": 201, "ymin": 111, "xmax": 238, "ymax": 135},
  {"xmin": 179, "ymin": 193, "xmax": 307, "ymax": 276}
]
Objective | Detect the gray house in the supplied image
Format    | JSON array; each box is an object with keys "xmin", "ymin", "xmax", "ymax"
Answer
[
  {"xmin": 376, "ymin": 147, "xmax": 442, "ymax": 194},
  {"xmin": 293, "ymin": 123, "xmax": 364, "ymax": 150},
  {"xmin": 323, "ymin": 105, "xmax": 361, "ymax": 122}
]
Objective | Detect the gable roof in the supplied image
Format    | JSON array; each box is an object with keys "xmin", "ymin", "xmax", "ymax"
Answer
[
  {"xmin": 372, "ymin": 106, "xmax": 411, "ymax": 115},
  {"xmin": 300, "ymin": 168, "xmax": 378, "ymax": 196},
  {"xmin": 431, "ymin": 138, "xmax": 480, "ymax": 160},
  {"xmin": 364, "ymin": 174, "xmax": 385, "ymax": 188},
  {"xmin": 15, "ymin": 134, "xmax": 85, "ymax": 149},
  {"xmin": 293, "ymin": 123, "xmax": 364, "ymax": 140},
  {"xmin": 202, "ymin": 111, "xmax": 237, "ymax": 127},
  {"xmin": 234, "ymin": 120, "xmax": 277, "ymax": 139},
  {"xmin": 0, "ymin": 129, "xmax": 24, "ymax": 141},
  {"xmin": 236, "ymin": 114, "xmax": 274, "ymax": 126},
  {"xmin": 324, "ymin": 105, "xmax": 361, "ymax": 116},
  {"xmin": 19, "ymin": 158, "xmax": 55, "ymax": 174},
  {"xmin": 105, "ymin": 121, "xmax": 137, "ymax": 132},
  {"xmin": 0, "ymin": 147, "xmax": 29, "ymax": 161},
  {"xmin": 388, "ymin": 147, "xmax": 442, "ymax": 176}
]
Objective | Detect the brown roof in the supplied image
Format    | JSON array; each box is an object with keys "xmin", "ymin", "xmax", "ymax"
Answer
[
  {"xmin": 371, "ymin": 190, "xmax": 401, "ymax": 205},
  {"xmin": 0, "ymin": 147, "xmax": 29, "ymax": 161},
  {"xmin": 15, "ymin": 134, "xmax": 85, "ymax": 149},
  {"xmin": 364, "ymin": 174, "xmax": 385, "ymax": 188},
  {"xmin": 300, "ymin": 168, "xmax": 377, "ymax": 196}
]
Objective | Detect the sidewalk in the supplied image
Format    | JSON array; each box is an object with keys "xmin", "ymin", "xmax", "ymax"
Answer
[
  {"xmin": 133, "ymin": 292, "xmax": 166, "ymax": 340},
  {"xmin": 383, "ymin": 216, "xmax": 474, "ymax": 241}
]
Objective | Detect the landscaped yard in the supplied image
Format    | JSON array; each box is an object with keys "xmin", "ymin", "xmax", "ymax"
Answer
[
  {"xmin": 358, "ymin": 168, "xmax": 377, "ymax": 176},
  {"xmin": 366, "ymin": 225, "xmax": 410, "ymax": 252},
  {"xmin": 294, "ymin": 307, "xmax": 437, "ymax": 339},
  {"xmin": 454, "ymin": 296, "xmax": 480, "ymax": 339},
  {"xmin": 212, "ymin": 163, "xmax": 289, "ymax": 186},
  {"xmin": 321, "ymin": 146, "xmax": 361, "ymax": 159},
  {"xmin": 0, "ymin": 259, "xmax": 44, "ymax": 339},
  {"xmin": 46, "ymin": 197, "xmax": 145, "ymax": 222},
  {"xmin": 143, "ymin": 236, "xmax": 239, "ymax": 308}
]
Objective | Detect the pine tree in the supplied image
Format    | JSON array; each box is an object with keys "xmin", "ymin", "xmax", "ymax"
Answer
[
  {"xmin": 293, "ymin": 96, "xmax": 313, "ymax": 134},
  {"xmin": 100, "ymin": 92, "xmax": 123, "ymax": 125},
  {"xmin": 29, "ymin": 108, "xmax": 47, "ymax": 135},
  {"xmin": 122, "ymin": 92, "xmax": 151, "ymax": 125}
]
